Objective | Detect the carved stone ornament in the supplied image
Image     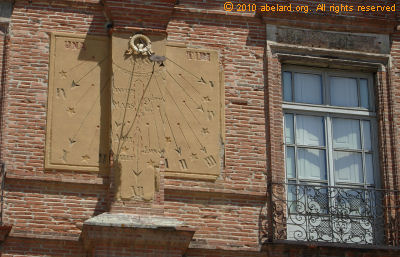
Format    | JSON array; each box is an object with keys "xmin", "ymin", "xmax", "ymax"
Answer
[{"xmin": 126, "ymin": 34, "xmax": 154, "ymax": 56}]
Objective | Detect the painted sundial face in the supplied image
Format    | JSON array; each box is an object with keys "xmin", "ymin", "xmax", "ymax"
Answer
[
  {"xmin": 111, "ymin": 34, "xmax": 222, "ymax": 201},
  {"xmin": 45, "ymin": 34, "xmax": 110, "ymax": 172},
  {"xmin": 46, "ymin": 33, "xmax": 222, "ymax": 202}
]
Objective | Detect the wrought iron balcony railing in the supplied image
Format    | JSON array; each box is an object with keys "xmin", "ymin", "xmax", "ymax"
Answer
[{"xmin": 270, "ymin": 182, "xmax": 400, "ymax": 248}]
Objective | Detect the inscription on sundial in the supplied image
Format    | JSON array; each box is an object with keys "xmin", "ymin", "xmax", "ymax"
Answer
[{"xmin": 45, "ymin": 33, "xmax": 110, "ymax": 172}]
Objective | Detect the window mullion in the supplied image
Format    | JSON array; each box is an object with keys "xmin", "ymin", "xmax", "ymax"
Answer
[
  {"xmin": 326, "ymin": 115, "xmax": 335, "ymax": 187},
  {"xmin": 293, "ymin": 113, "xmax": 298, "ymax": 185},
  {"xmin": 360, "ymin": 119, "xmax": 367, "ymax": 188},
  {"xmin": 357, "ymin": 78, "xmax": 361, "ymax": 108}
]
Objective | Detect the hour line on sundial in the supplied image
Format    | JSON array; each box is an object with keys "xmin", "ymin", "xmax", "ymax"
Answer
[
  {"xmin": 165, "ymin": 56, "xmax": 203, "ymax": 81},
  {"xmin": 149, "ymin": 94, "xmax": 163, "ymax": 149},
  {"xmin": 114, "ymin": 63, "xmax": 135, "ymax": 160},
  {"xmin": 154, "ymin": 75, "xmax": 165, "ymax": 101},
  {"xmin": 63, "ymin": 56, "xmax": 104, "ymax": 75},
  {"xmin": 182, "ymin": 100, "xmax": 201, "ymax": 125},
  {"xmin": 163, "ymin": 108, "xmax": 180, "ymax": 154},
  {"xmin": 73, "ymin": 77, "xmax": 110, "ymax": 109},
  {"xmin": 115, "ymin": 62, "xmax": 157, "ymax": 145},
  {"xmin": 87, "ymin": 126, "xmax": 100, "ymax": 151},
  {"xmin": 72, "ymin": 55, "xmax": 109, "ymax": 85},
  {"xmin": 69, "ymin": 76, "xmax": 110, "ymax": 144},
  {"xmin": 176, "ymin": 72, "xmax": 201, "ymax": 95},
  {"xmin": 165, "ymin": 70, "xmax": 201, "ymax": 107},
  {"xmin": 177, "ymin": 122, "xmax": 190, "ymax": 150},
  {"xmin": 162, "ymin": 84, "xmax": 206, "ymax": 153}
]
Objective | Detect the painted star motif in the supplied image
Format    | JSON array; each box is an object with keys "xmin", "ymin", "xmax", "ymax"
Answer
[
  {"xmin": 147, "ymin": 159, "xmax": 156, "ymax": 167},
  {"xmin": 59, "ymin": 70, "xmax": 67, "ymax": 79},
  {"xmin": 121, "ymin": 145, "xmax": 129, "ymax": 153},
  {"xmin": 203, "ymin": 96, "xmax": 211, "ymax": 102},
  {"xmin": 201, "ymin": 128, "xmax": 209, "ymax": 135},
  {"xmin": 81, "ymin": 154, "xmax": 90, "ymax": 163},
  {"xmin": 200, "ymin": 146, "xmax": 207, "ymax": 153},
  {"xmin": 66, "ymin": 106, "xmax": 76, "ymax": 116}
]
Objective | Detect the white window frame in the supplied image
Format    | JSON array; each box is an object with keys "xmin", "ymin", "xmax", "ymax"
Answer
[{"xmin": 282, "ymin": 65, "xmax": 380, "ymax": 189}]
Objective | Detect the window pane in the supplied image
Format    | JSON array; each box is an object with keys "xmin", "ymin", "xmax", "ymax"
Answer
[
  {"xmin": 286, "ymin": 147, "xmax": 295, "ymax": 178},
  {"xmin": 360, "ymin": 79, "xmax": 369, "ymax": 109},
  {"xmin": 334, "ymin": 151, "xmax": 363, "ymax": 183},
  {"xmin": 287, "ymin": 184, "xmax": 298, "ymax": 213},
  {"xmin": 298, "ymin": 148, "xmax": 326, "ymax": 180},
  {"xmin": 284, "ymin": 114, "xmax": 294, "ymax": 144},
  {"xmin": 296, "ymin": 115, "xmax": 325, "ymax": 146},
  {"xmin": 330, "ymin": 77, "xmax": 358, "ymax": 107},
  {"xmin": 283, "ymin": 72, "xmax": 292, "ymax": 102},
  {"xmin": 365, "ymin": 154, "xmax": 374, "ymax": 184},
  {"xmin": 294, "ymin": 73, "xmax": 322, "ymax": 104},
  {"xmin": 362, "ymin": 121, "xmax": 372, "ymax": 151},
  {"xmin": 333, "ymin": 118, "xmax": 361, "ymax": 150}
]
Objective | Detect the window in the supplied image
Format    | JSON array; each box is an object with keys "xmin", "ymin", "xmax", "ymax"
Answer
[{"xmin": 281, "ymin": 66, "xmax": 382, "ymax": 244}]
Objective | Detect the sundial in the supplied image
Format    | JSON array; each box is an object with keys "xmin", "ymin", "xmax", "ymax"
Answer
[{"xmin": 46, "ymin": 32, "xmax": 223, "ymax": 202}]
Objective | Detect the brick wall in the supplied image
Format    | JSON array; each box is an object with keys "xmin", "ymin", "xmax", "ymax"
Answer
[
  {"xmin": 2, "ymin": 237, "xmax": 83, "ymax": 257},
  {"xmin": 0, "ymin": 0, "xmax": 399, "ymax": 256},
  {"xmin": 0, "ymin": 25, "xmax": 5, "ymax": 79}
]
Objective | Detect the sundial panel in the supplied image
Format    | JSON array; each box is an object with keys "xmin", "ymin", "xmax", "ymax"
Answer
[
  {"xmin": 111, "ymin": 36, "xmax": 223, "ymax": 201},
  {"xmin": 45, "ymin": 33, "xmax": 110, "ymax": 172},
  {"xmin": 163, "ymin": 45, "xmax": 222, "ymax": 179},
  {"xmin": 111, "ymin": 34, "xmax": 166, "ymax": 201}
]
